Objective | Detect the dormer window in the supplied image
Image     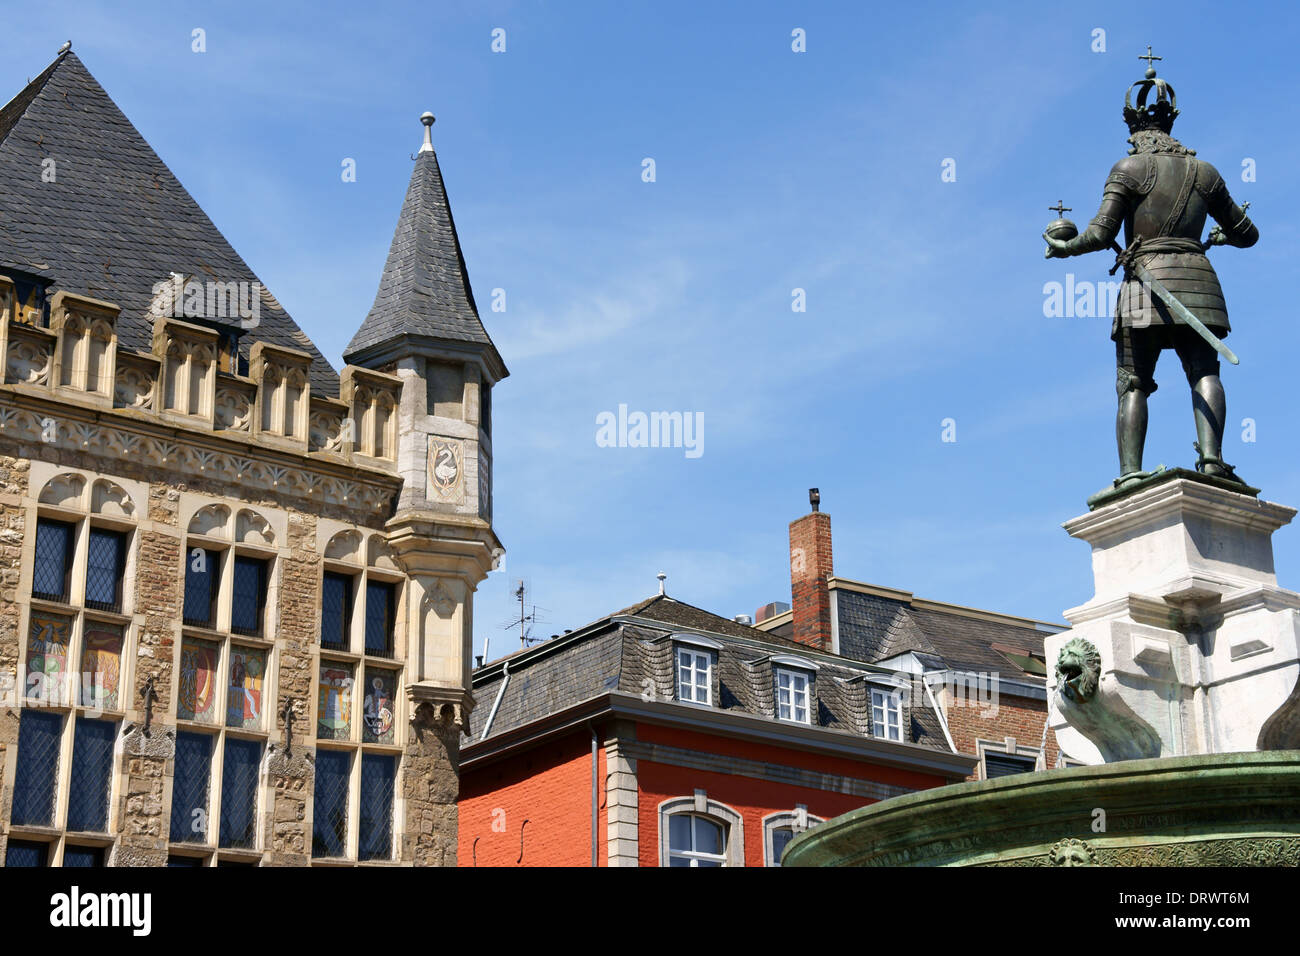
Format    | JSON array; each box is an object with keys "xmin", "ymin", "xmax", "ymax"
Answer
[
  {"xmin": 670, "ymin": 633, "xmax": 722, "ymax": 705},
  {"xmin": 776, "ymin": 668, "xmax": 810, "ymax": 723},
  {"xmin": 771, "ymin": 655, "xmax": 818, "ymax": 725},
  {"xmin": 3, "ymin": 270, "xmax": 51, "ymax": 327},
  {"xmin": 870, "ymin": 687, "xmax": 903, "ymax": 741},
  {"xmin": 676, "ymin": 647, "xmax": 712, "ymax": 705}
]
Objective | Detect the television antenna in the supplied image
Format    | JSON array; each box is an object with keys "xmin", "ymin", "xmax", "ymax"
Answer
[{"xmin": 499, "ymin": 579, "xmax": 548, "ymax": 648}]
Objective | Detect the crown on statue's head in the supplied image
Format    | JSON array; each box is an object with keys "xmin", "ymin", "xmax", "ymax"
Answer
[{"xmin": 1124, "ymin": 47, "xmax": 1178, "ymax": 133}]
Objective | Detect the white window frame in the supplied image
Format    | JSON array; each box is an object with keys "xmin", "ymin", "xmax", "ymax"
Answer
[
  {"xmin": 761, "ymin": 808, "xmax": 825, "ymax": 867},
  {"xmin": 976, "ymin": 738, "xmax": 1042, "ymax": 780},
  {"xmin": 675, "ymin": 646, "xmax": 713, "ymax": 706},
  {"xmin": 775, "ymin": 666, "xmax": 811, "ymax": 724},
  {"xmin": 870, "ymin": 686, "xmax": 902, "ymax": 741},
  {"xmin": 666, "ymin": 814, "xmax": 726, "ymax": 867},
  {"xmin": 657, "ymin": 794, "xmax": 744, "ymax": 867}
]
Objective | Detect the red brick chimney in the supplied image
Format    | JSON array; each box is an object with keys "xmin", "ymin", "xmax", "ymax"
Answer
[{"xmin": 789, "ymin": 488, "xmax": 833, "ymax": 652}]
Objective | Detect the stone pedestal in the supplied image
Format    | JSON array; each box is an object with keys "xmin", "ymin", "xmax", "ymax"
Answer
[{"xmin": 1045, "ymin": 473, "xmax": 1300, "ymax": 762}]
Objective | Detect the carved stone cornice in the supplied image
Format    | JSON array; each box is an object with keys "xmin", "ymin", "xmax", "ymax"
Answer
[{"xmin": 0, "ymin": 387, "xmax": 399, "ymax": 515}]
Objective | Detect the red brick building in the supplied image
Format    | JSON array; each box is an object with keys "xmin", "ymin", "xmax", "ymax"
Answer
[
  {"xmin": 459, "ymin": 594, "xmax": 974, "ymax": 866},
  {"xmin": 758, "ymin": 493, "xmax": 1067, "ymax": 780}
]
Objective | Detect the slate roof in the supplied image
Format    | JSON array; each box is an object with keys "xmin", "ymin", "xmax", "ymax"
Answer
[
  {"xmin": 611, "ymin": 594, "xmax": 810, "ymax": 646},
  {"xmin": 835, "ymin": 586, "xmax": 1051, "ymax": 681},
  {"xmin": 343, "ymin": 133, "xmax": 504, "ymax": 373},
  {"xmin": 0, "ymin": 51, "xmax": 340, "ymax": 394},
  {"xmin": 465, "ymin": 594, "xmax": 953, "ymax": 755}
]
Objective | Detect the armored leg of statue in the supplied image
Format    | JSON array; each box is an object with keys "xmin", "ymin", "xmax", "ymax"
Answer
[
  {"xmin": 1116, "ymin": 388, "xmax": 1148, "ymax": 486},
  {"xmin": 1191, "ymin": 374, "xmax": 1243, "ymax": 483}
]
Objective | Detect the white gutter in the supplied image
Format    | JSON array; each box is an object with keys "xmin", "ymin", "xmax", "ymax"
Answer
[
  {"xmin": 923, "ymin": 674, "xmax": 958, "ymax": 754},
  {"xmin": 480, "ymin": 659, "xmax": 511, "ymax": 740}
]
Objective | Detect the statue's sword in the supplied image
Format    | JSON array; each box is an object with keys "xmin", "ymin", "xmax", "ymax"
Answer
[{"xmin": 1105, "ymin": 205, "xmax": 1251, "ymax": 367}]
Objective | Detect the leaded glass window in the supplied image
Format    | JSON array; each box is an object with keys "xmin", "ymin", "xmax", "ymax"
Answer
[
  {"xmin": 183, "ymin": 547, "xmax": 220, "ymax": 627},
  {"xmin": 226, "ymin": 646, "xmax": 266, "ymax": 729},
  {"xmin": 362, "ymin": 669, "xmax": 397, "ymax": 745},
  {"xmin": 358, "ymin": 753, "xmax": 396, "ymax": 861},
  {"xmin": 66, "ymin": 717, "xmax": 116, "ymax": 832},
  {"xmin": 170, "ymin": 731, "xmax": 212, "ymax": 843},
  {"xmin": 177, "ymin": 639, "xmax": 220, "ymax": 723},
  {"xmin": 63, "ymin": 845, "xmax": 105, "ymax": 867},
  {"xmin": 312, "ymin": 749, "xmax": 351, "ymax": 858},
  {"xmin": 231, "ymin": 556, "xmax": 267, "ymax": 636},
  {"xmin": 80, "ymin": 623, "xmax": 124, "ymax": 711},
  {"xmin": 364, "ymin": 580, "xmax": 395, "ymax": 657},
  {"xmin": 219, "ymin": 737, "xmax": 261, "ymax": 849},
  {"xmin": 84, "ymin": 528, "xmax": 126, "ymax": 612},
  {"xmin": 4, "ymin": 840, "xmax": 49, "ymax": 867},
  {"xmin": 12, "ymin": 710, "xmax": 62, "ymax": 826},
  {"xmin": 317, "ymin": 662, "xmax": 354, "ymax": 740},
  {"xmin": 32, "ymin": 517, "xmax": 74, "ymax": 602},
  {"xmin": 321, "ymin": 571, "xmax": 353, "ymax": 651},
  {"xmin": 25, "ymin": 613, "xmax": 72, "ymax": 707}
]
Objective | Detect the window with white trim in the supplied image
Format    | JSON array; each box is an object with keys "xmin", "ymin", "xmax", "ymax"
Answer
[
  {"xmin": 762, "ymin": 809, "xmax": 825, "ymax": 866},
  {"xmin": 675, "ymin": 647, "xmax": 712, "ymax": 705},
  {"xmin": 667, "ymin": 814, "xmax": 726, "ymax": 867},
  {"xmin": 775, "ymin": 667, "xmax": 811, "ymax": 723},
  {"xmin": 658, "ymin": 795, "xmax": 744, "ymax": 867},
  {"xmin": 870, "ymin": 687, "xmax": 902, "ymax": 741},
  {"xmin": 983, "ymin": 750, "xmax": 1037, "ymax": 778}
]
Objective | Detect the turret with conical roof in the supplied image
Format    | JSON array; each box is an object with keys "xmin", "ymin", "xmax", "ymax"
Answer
[
  {"xmin": 348, "ymin": 114, "xmax": 505, "ymax": 522},
  {"xmin": 350, "ymin": 115, "xmax": 506, "ymax": 797},
  {"xmin": 345, "ymin": 113, "xmax": 505, "ymax": 380}
]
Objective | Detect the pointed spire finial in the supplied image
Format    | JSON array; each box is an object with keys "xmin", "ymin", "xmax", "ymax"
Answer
[{"xmin": 419, "ymin": 111, "xmax": 435, "ymax": 153}]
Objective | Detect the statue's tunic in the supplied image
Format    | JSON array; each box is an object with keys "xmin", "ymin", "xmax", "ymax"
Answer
[{"xmin": 1089, "ymin": 150, "xmax": 1256, "ymax": 339}]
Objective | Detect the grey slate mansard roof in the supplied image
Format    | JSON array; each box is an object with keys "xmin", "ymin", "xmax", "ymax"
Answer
[
  {"xmin": 464, "ymin": 594, "xmax": 953, "ymax": 755},
  {"xmin": 0, "ymin": 52, "xmax": 339, "ymax": 394},
  {"xmin": 342, "ymin": 123, "xmax": 504, "ymax": 376},
  {"xmin": 834, "ymin": 587, "xmax": 1052, "ymax": 681}
]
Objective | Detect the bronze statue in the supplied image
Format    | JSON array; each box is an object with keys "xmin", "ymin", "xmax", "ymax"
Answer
[{"xmin": 1044, "ymin": 48, "xmax": 1257, "ymax": 490}]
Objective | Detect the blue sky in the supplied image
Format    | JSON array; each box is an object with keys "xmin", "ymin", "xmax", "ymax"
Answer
[{"xmin": 7, "ymin": 1, "xmax": 1299, "ymax": 660}]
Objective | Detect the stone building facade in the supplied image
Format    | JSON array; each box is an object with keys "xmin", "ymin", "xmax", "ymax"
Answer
[{"xmin": 0, "ymin": 50, "xmax": 504, "ymax": 866}]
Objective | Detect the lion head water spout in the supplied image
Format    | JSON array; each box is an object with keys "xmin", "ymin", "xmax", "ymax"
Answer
[{"xmin": 1052, "ymin": 637, "xmax": 1164, "ymax": 762}]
